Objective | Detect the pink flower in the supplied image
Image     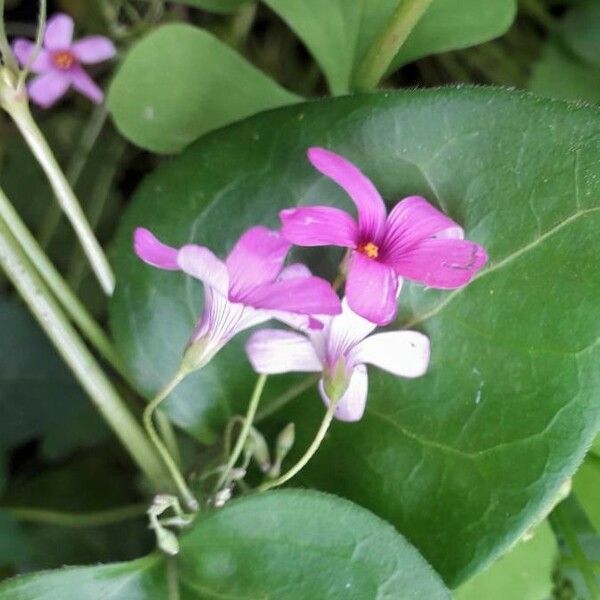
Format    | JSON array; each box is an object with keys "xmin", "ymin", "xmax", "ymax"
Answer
[
  {"xmin": 134, "ymin": 226, "xmax": 341, "ymax": 368},
  {"xmin": 280, "ymin": 148, "xmax": 488, "ymax": 326},
  {"xmin": 12, "ymin": 13, "xmax": 116, "ymax": 108},
  {"xmin": 246, "ymin": 299, "xmax": 430, "ymax": 422}
]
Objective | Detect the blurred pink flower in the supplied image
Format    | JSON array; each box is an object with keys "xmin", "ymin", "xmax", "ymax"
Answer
[
  {"xmin": 247, "ymin": 298, "xmax": 430, "ymax": 422},
  {"xmin": 280, "ymin": 147, "xmax": 488, "ymax": 325},
  {"xmin": 135, "ymin": 226, "xmax": 341, "ymax": 368},
  {"xmin": 13, "ymin": 13, "xmax": 115, "ymax": 108}
]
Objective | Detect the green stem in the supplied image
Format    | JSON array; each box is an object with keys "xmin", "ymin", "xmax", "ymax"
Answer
[
  {"xmin": 215, "ymin": 374, "xmax": 267, "ymax": 492},
  {"xmin": 259, "ymin": 400, "xmax": 337, "ymax": 492},
  {"xmin": 551, "ymin": 502, "xmax": 600, "ymax": 600},
  {"xmin": 0, "ymin": 188, "xmax": 124, "ymax": 375},
  {"xmin": 167, "ymin": 557, "xmax": 180, "ymax": 600},
  {"xmin": 255, "ymin": 375, "xmax": 318, "ymax": 423},
  {"xmin": 0, "ymin": 0, "xmax": 18, "ymax": 72},
  {"xmin": 0, "ymin": 215, "xmax": 169, "ymax": 490},
  {"xmin": 156, "ymin": 410, "xmax": 181, "ymax": 467},
  {"xmin": 143, "ymin": 371, "xmax": 199, "ymax": 511},
  {"xmin": 39, "ymin": 104, "xmax": 109, "ymax": 250},
  {"xmin": 17, "ymin": 0, "xmax": 45, "ymax": 89},
  {"xmin": 3, "ymin": 504, "xmax": 146, "ymax": 527},
  {"xmin": 353, "ymin": 0, "xmax": 434, "ymax": 90},
  {"xmin": 3, "ymin": 99, "xmax": 115, "ymax": 295}
]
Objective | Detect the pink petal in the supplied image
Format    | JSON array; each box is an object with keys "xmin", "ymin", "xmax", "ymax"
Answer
[
  {"xmin": 191, "ymin": 287, "xmax": 269, "ymax": 351},
  {"xmin": 325, "ymin": 298, "xmax": 376, "ymax": 364},
  {"xmin": 71, "ymin": 36, "xmax": 116, "ymax": 64},
  {"xmin": 12, "ymin": 40, "xmax": 51, "ymax": 72},
  {"xmin": 279, "ymin": 206, "xmax": 357, "ymax": 248},
  {"xmin": 307, "ymin": 148, "xmax": 387, "ymax": 242},
  {"xmin": 242, "ymin": 276, "xmax": 341, "ymax": 316},
  {"xmin": 382, "ymin": 196, "xmax": 463, "ymax": 263},
  {"xmin": 352, "ymin": 331, "xmax": 430, "ymax": 378},
  {"xmin": 226, "ymin": 227, "xmax": 290, "ymax": 300},
  {"xmin": 345, "ymin": 253, "xmax": 399, "ymax": 326},
  {"xmin": 277, "ymin": 263, "xmax": 312, "ymax": 281},
  {"xmin": 70, "ymin": 67, "xmax": 103, "ymax": 103},
  {"xmin": 319, "ymin": 365, "xmax": 368, "ymax": 422},
  {"xmin": 246, "ymin": 329, "xmax": 322, "ymax": 374},
  {"xmin": 177, "ymin": 245, "xmax": 230, "ymax": 297},
  {"xmin": 392, "ymin": 238, "xmax": 488, "ymax": 289},
  {"xmin": 44, "ymin": 14, "xmax": 74, "ymax": 50},
  {"xmin": 28, "ymin": 71, "xmax": 70, "ymax": 108},
  {"xmin": 134, "ymin": 228, "xmax": 179, "ymax": 270}
]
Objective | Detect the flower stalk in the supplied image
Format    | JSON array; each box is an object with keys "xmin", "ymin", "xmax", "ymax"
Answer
[
  {"xmin": 0, "ymin": 187, "xmax": 124, "ymax": 375},
  {"xmin": 143, "ymin": 370, "xmax": 199, "ymax": 512},
  {"xmin": 353, "ymin": 0, "xmax": 435, "ymax": 91},
  {"xmin": 0, "ymin": 72, "xmax": 115, "ymax": 295},
  {"xmin": 259, "ymin": 399, "xmax": 338, "ymax": 492},
  {"xmin": 215, "ymin": 374, "xmax": 268, "ymax": 492},
  {"xmin": 0, "ymin": 214, "xmax": 168, "ymax": 490}
]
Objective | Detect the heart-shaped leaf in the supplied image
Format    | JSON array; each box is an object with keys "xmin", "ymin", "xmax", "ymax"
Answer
[
  {"xmin": 0, "ymin": 491, "xmax": 449, "ymax": 599},
  {"xmin": 262, "ymin": 0, "xmax": 516, "ymax": 93},
  {"xmin": 107, "ymin": 24, "xmax": 299, "ymax": 153},
  {"xmin": 110, "ymin": 88, "xmax": 600, "ymax": 584}
]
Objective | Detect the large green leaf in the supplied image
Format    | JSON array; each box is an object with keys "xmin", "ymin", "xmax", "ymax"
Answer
[
  {"xmin": 110, "ymin": 88, "xmax": 600, "ymax": 584},
  {"xmin": 262, "ymin": 0, "xmax": 516, "ymax": 94},
  {"xmin": 455, "ymin": 521, "xmax": 558, "ymax": 600},
  {"xmin": 0, "ymin": 491, "xmax": 449, "ymax": 598},
  {"xmin": 107, "ymin": 24, "xmax": 299, "ymax": 153},
  {"xmin": 573, "ymin": 455, "xmax": 600, "ymax": 535}
]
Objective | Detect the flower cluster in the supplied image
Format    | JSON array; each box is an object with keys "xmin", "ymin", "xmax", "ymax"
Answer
[
  {"xmin": 136, "ymin": 148, "xmax": 487, "ymax": 421},
  {"xmin": 13, "ymin": 13, "xmax": 115, "ymax": 108}
]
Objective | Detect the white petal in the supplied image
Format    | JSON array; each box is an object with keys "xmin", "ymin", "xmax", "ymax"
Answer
[
  {"xmin": 177, "ymin": 244, "xmax": 229, "ymax": 296},
  {"xmin": 319, "ymin": 365, "xmax": 368, "ymax": 422},
  {"xmin": 352, "ymin": 331, "xmax": 430, "ymax": 378},
  {"xmin": 247, "ymin": 329, "xmax": 322, "ymax": 374},
  {"xmin": 325, "ymin": 298, "xmax": 376, "ymax": 363}
]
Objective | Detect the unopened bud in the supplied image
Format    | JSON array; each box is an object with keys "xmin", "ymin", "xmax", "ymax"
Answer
[
  {"xmin": 155, "ymin": 524, "xmax": 180, "ymax": 556},
  {"xmin": 268, "ymin": 423, "xmax": 295, "ymax": 479},
  {"xmin": 245, "ymin": 427, "xmax": 271, "ymax": 472}
]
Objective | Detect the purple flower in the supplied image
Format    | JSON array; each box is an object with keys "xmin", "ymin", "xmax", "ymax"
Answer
[
  {"xmin": 280, "ymin": 148, "xmax": 488, "ymax": 326},
  {"xmin": 134, "ymin": 226, "xmax": 341, "ymax": 368},
  {"xmin": 246, "ymin": 299, "xmax": 430, "ymax": 422},
  {"xmin": 12, "ymin": 13, "xmax": 116, "ymax": 108}
]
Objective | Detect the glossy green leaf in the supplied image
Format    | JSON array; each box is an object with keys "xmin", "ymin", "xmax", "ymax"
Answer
[
  {"xmin": 561, "ymin": 0, "xmax": 600, "ymax": 66},
  {"xmin": 110, "ymin": 88, "xmax": 600, "ymax": 584},
  {"xmin": 573, "ymin": 455, "xmax": 600, "ymax": 535},
  {"xmin": 530, "ymin": 43, "xmax": 600, "ymax": 104},
  {"xmin": 0, "ymin": 491, "xmax": 449, "ymax": 599},
  {"xmin": 455, "ymin": 521, "xmax": 558, "ymax": 600},
  {"xmin": 107, "ymin": 24, "xmax": 299, "ymax": 153},
  {"xmin": 262, "ymin": 0, "xmax": 516, "ymax": 93}
]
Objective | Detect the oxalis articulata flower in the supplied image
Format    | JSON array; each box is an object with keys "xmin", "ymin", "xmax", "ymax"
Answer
[
  {"xmin": 280, "ymin": 147, "xmax": 488, "ymax": 325},
  {"xmin": 134, "ymin": 225, "xmax": 341, "ymax": 372},
  {"xmin": 246, "ymin": 298, "xmax": 430, "ymax": 422},
  {"xmin": 13, "ymin": 13, "xmax": 116, "ymax": 108}
]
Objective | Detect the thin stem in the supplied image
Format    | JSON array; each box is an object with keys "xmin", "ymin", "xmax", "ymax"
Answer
[
  {"xmin": 4, "ymin": 504, "xmax": 146, "ymax": 527},
  {"xmin": 229, "ymin": 3, "xmax": 257, "ymax": 49},
  {"xmin": 551, "ymin": 502, "xmax": 600, "ymax": 600},
  {"xmin": 167, "ymin": 557, "xmax": 180, "ymax": 600},
  {"xmin": 255, "ymin": 375, "xmax": 318, "ymax": 423},
  {"xmin": 17, "ymin": 0, "xmax": 45, "ymax": 89},
  {"xmin": 353, "ymin": 0, "xmax": 435, "ymax": 91},
  {"xmin": 215, "ymin": 374, "xmax": 267, "ymax": 492},
  {"xmin": 39, "ymin": 104, "xmax": 109, "ymax": 250},
  {"xmin": 143, "ymin": 371, "xmax": 199, "ymax": 511},
  {"xmin": 0, "ymin": 0, "xmax": 18, "ymax": 72},
  {"xmin": 0, "ymin": 214, "xmax": 169, "ymax": 490},
  {"xmin": 259, "ymin": 400, "xmax": 337, "ymax": 492},
  {"xmin": 157, "ymin": 410, "xmax": 181, "ymax": 467},
  {"xmin": 4, "ymin": 100, "xmax": 115, "ymax": 295},
  {"xmin": 0, "ymin": 188, "xmax": 124, "ymax": 375}
]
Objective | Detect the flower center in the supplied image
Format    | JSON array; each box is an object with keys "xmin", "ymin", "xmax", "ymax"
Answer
[
  {"xmin": 357, "ymin": 241, "xmax": 379, "ymax": 259},
  {"xmin": 52, "ymin": 50, "xmax": 76, "ymax": 70}
]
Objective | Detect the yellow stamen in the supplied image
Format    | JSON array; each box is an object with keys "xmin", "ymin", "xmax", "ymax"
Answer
[
  {"xmin": 52, "ymin": 51, "xmax": 75, "ymax": 70},
  {"xmin": 359, "ymin": 242, "xmax": 379, "ymax": 259}
]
